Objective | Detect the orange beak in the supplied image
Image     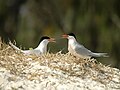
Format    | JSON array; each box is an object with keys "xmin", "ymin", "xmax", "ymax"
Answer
[
  {"xmin": 62, "ymin": 34, "xmax": 68, "ymax": 38},
  {"xmin": 48, "ymin": 38, "xmax": 56, "ymax": 42}
]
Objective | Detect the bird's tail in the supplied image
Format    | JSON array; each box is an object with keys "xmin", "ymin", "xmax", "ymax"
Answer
[
  {"xmin": 92, "ymin": 53, "xmax": 109, "ymax": 57},
  {"xmin": 9, "ymin": 41, "xmax": 24, "ymax": 52}
]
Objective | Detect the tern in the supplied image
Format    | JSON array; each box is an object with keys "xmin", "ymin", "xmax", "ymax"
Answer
[
  {"xmin": 62, "ymin": 33, "xmax": 108, "ymax": 59},
  {"xmin": 9, "ymin": 36, "xmax": 55, "ymax": 55}
]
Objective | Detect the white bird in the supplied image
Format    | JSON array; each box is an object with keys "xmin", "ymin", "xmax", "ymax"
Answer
[
  {"xmin": 9, "ymin": 36, "xmax": 55, "ymax": 55},
  {"xmin": 62, "ymin": 33, "xmax": 108, "ymax": 59}
]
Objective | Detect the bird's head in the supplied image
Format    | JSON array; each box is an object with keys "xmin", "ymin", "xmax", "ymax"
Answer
[
  {"xmin": 62, "ymin": 33, "xmax": 76, "ymax": 40},
  {"xmin": 40, "ymin": 36, "xmax": 56, "ymax": 43}
]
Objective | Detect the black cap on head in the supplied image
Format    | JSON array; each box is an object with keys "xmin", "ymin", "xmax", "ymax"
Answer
[
  {"xmin": 67, "ymin": 33, "xmax": 76, "ymax": 39},
  {"xmin": 40, "ymin": 36, "xmax": 50, "ymax": 42}
]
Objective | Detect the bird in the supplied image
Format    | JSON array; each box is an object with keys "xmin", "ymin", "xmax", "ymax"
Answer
[
  {"xmin": 62, "ymin": 33, "xmax": 108, "ymax": 59},
  {"xmin": 9, "ymin": 36, "xmax": 55, "ymax": 55}
]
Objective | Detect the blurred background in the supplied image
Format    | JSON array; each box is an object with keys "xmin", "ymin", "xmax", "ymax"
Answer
[{"xmin": 0, "ymin": 0, "xmax": 120, "ymax": 69}]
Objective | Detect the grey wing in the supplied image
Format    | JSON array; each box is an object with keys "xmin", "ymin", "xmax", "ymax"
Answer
[
  {"xmin": 23, "ymin": 49, "xmax": 41, "ymax": 55},
  {"xmin": 32, "ymin": 50, "xmax": 41, "ymax": 55},
  {"xmin": 74, "ymin": 43, "xmax": 92, "ymax": 56}
]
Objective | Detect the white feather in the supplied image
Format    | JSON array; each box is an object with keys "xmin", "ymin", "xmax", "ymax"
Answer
[
  {"xmin": 9, "ymin": 39, "xmax": 49, "ymax": 55},
  {"xmin": 67, "ymin": 35, "xmax": 108, "ymax": 58}
]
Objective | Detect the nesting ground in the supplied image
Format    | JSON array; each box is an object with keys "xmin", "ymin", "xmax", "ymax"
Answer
[{"xmin": 0, "ymin": 42, "xmax": 120, "ymax": 90}]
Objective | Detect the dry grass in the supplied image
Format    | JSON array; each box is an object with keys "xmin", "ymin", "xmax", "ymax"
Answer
[{"xmin": 0, "ymin": 41, "xmax": 115, "ymax": 84}]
